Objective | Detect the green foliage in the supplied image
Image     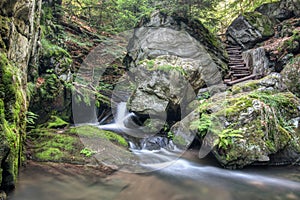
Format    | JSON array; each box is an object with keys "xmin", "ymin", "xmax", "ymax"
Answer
[
  {"xmin": 197, "ymin": 0, "xmax": 278, "ymax": 33},
  {"xmin": 141, "ymin": 59, "xmax": 187, "ymax": 76},
  {"xmin": 167, "ymin": 131, "xmax": 174, "ymax": 139},
  {"xmin": 69, "ymin": 125, "xmax": 128, "ymax": 147},
  {"xmin": 25, "ymin": 111, "xmax": 39, "ymax": 129},
  {"xmin": 0, "ymin": 53, "xmax": 26, "ymax": 185},
  {"xmin": 28, "ymin": 128, "xmax": 83, "ymax": 162},
  {"xmin": 173, "ymin": 135, "xmax": 187, "ymax": 146},
  {"xmin": 214, "ymin": 129, "xmax": 243, "ymax": 149},
  {"xmin": 46, "ymin": 115, "xmax": 69, "ymax": 129},
  {"xmin": 80, "ymin": 147, "xmax": 96, "ymax": 157},
  {"xmin": 190, "ymin": 113, "xmax": 212, "ymax": 137}
]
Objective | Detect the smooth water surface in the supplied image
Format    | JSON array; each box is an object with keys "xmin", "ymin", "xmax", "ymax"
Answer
[{"xmin": 9, "ymin": 150, "xmax": 300, "ymax": 200}]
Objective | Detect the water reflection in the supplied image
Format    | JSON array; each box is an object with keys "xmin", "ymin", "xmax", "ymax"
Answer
[{"xmin": 9, "ymin": 154, "xmax": 300, "ymax": 200}]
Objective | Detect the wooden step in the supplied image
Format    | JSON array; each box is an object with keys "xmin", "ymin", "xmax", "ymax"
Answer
[
  {"xmin": 232, "ymin": 72, "xmax": 251, "ymax": 77},
  {"xmin": 225, "ymin": 74, "xmax": 256, "ymax": 86},
  {"xmin": 227, "ymin": 50, "xmax": 242, "ymax": 53},
  {"xmin": 229, "ymin": 63, "xmax": 245, "ymax": 66},
  {"xmin": 229, "ymin": 57, "xmax": 243, "ymax": 60},
  {"xmin": 225, "ymin": 45, "xmax": 241, "ymax": 48},
  {"xmin": 226, "ymin": 47, "xmax": 242, "ymax": 50},
  {"xmin": 230, "ymin": 70, "xmax": 251, "ymax": 74},
  {"xmin": 230, "ymin": 66, "xmax": 250, "ymax": 70}
]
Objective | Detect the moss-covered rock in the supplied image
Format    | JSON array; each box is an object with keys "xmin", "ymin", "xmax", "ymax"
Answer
[
  {"xmin": 0, "ymin": 0, "xmax": 41, "ymax": 191},
  {"xmin": 190, "ymin": 81, "xmax": 300, "ymax": 168},
  {"xmin": 226, "ymin": 11, "xmax": 275, "ymax": 49},
  {"xmin": 281, "ymin": 55, "xmax": 300, "ymax": 98},
  {"xmin": 0, "ymin": 16, "xmax": 10, "ymax": 50},
  {"xmin": 0, "ymin": 53, "xmax": 26, "ymax": 191},
  {"xmin": 27, "ymin": 125, "xmax": 129, "ymax": 166}
]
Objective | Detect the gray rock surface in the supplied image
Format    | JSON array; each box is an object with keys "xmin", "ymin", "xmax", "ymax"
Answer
[
  {"xmin": 256, "ymin": 0, "xmax": 300, "ymax": 21},
  {"xmin": 125, "ymin": 12, "xmax": 227, "ymax": 120},
  {"xmin": 226, "ymin": 12, "xmax": 275, "ymax": 49},
  {"xmin": 0, "ymin": 0, "xmax": 41, "ymax": 190}
]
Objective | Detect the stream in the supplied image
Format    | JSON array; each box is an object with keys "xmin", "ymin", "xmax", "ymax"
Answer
[
  {"xmin": 8, "ymin": 149, "xmax": 300, "ymax": 200},
  {"xmin": 9, "ymin": 102, "xmax": 300, "ymax": 200}
]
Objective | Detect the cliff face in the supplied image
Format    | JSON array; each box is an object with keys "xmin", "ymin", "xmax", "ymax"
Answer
[{"xmin": 0, "ymin": 0, "xmax": 41, "ymax": 191}]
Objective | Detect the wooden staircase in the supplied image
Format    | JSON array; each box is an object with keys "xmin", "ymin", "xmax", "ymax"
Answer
[{"xmin": 224, "ymin": 45, "xmax": 257, "ymax": 86}]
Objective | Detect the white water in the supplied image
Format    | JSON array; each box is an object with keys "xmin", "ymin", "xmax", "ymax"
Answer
[
  {"xmin": 98, "ymin": 102, "xmax": 151, "ymax": 138},
  {"xmin": 96, "ymin": 102, "xmax": 300, "ymax": 192}
]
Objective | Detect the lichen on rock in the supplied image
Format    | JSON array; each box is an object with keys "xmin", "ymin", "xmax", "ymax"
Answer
[{"xmin": 190, "ymin": 80, "xmax": 300, "ymax": 168}]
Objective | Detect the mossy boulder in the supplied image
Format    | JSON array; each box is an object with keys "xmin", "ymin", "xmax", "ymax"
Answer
[
  {"xmin": 0, "ymin": 53, "xmax": 27, "ymax": 191},
  {"xmin": 27, "ymin": 125, "xmax": 131, "ymax": 168},
  {"xmin": 190, "ymin": 81, "xmax": 300, "ymax": 168},
  {"xmin": 125, "ymin": 12, "xmax": 227, "ymax": 124},
  {"xmin": 281, "ymin": 55, "xmax": 300, "ymax": 98},
  {"xmin": 226, "ymin": 11, "xmax": 275, "ymax": 49},
  {"xmin": 255, "ymin": 0, "xmax": 300, "ymax": 21}
]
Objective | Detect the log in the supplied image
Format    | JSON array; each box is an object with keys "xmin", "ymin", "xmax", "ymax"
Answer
[
  {"xmin": 229, "ymin": 63, "xmax": 245, "ymax": 67},
  {"xmin": 232, "ymin": 72, "xmax": 251, "ymax": 77},
  {"xmin": 225, "ymin": 74, "xmax": 257, "ymax": 85},
  {"xmin": 229, "ymin": 66, "xmax": 249, "ymax": 70},
  {"xmin": 226, "ymin": 47, "xmax": 242, "ymax": 50}
]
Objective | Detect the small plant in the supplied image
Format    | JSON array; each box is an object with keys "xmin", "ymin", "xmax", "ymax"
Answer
[
  {"xmin": 214, "ymin": 129, "xmax": 243, "ymax": 149},
  {"xmin": 80, "ymin": 148, "xmax": 96, "ymax": 157},
  {"xmin": 26, "ymin": 111, "xmax": 39, "ymax": 129},
  {"xmin": 167, "ymin": 131, "xmax": 174, "ymax": 139},
  {"xmin": 47, "ymin": 115, "xmax": 69, "ymax": 129}
]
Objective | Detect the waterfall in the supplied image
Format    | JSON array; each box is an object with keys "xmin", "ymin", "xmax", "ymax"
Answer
[
  {"xmin": 242, "ymin": 47, "xmax": 271, "ymax": 77},
  {"xmin": 98, "ymin": 102, "xmax": 159, "ymax": 139}
]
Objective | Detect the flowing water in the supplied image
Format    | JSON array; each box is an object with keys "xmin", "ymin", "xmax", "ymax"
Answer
[
  {"xmin": 9, "ymin": 103, "xmax": 300, "ymax": 200},
  {"xmin": 8, "ymin": 151, "xmax": 300, "ymax": 200}
]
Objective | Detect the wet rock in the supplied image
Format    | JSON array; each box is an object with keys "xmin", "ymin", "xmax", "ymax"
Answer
[
  {"xmin": 170, "ymin": 110, "xmax": 198, "ymax": 149},
  {"xmin": 141, "ymin": 136, "xmax": 169, "ymax": 150},
  {"xmin": 226, "ymin": 12, "xmax": 275, "ymax": 50}
]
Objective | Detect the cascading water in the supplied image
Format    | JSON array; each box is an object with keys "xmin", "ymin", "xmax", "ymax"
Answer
[
  {"xmin": 10, "ymin": 104, "xmax": 300, "ymax": 200},
  {"xmin": 96, "ymin": 102, "xmax": 300, "ymax": 197}
]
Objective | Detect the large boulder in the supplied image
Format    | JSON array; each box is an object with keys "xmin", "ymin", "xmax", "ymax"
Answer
[
  {"xmin": 242, "ymin": 47, "xmax": 272, "ymax": 77},
  {"xmin": 281, "ymin": 55, "xmax": 300, "ymax": 98},
  {"xmin": 176, "ymin": 73, "xmax": 300, "ymax": 169},
  {"xmin": 0, "ymin": 0, "xmax": 41, "ymax": 191},
  {"xmin": 256, "ymin": 0, "xmax": 300, "ymax": 21},
  {"xmin": 226, "ymin": 12, "xmax": 275, "ymax": 49},
  {"xmin": 125, "ymin": 12, "xmax": 227, "ymax": 123}
]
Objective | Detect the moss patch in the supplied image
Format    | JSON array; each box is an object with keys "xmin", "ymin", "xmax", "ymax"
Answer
[
  {"xmin": 243, "ymin": 11, "xmax": 275, "ymax": 37},
  {"xmin": 27, "ymin": 125, "xmax": 129, "ymax": 164},
  {"xmin": 191, "ymin": 89, "xmax": 300, "ymax": 168},
  {"xmin": 0, "ymin": 53, "xmax": 26, "ymax": 189},
  {"xmin": 68, "ymin": 125, "xmax": 128, "ymax": 147}
]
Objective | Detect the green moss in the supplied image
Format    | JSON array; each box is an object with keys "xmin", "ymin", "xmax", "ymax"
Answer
[
  {"xmin": 80, "ymin": 147, "xmax": 96, "ymax": 157},
  {"xmin": 140, "ymin": 59, "xmax": 187, "ymax": 76},
  {"xmin": 173, "ymin": 135, "xmax": 186, "ymax": 147},
  {"xmin": 231, "ymin": 80, "xmax": 260, "ymax": 95},
  {"xmin": 68, "ymin": 125, "xmax": 128, "ymax": 147},
  {"xmin": 0, "ymin": 52, "xmax": 26, "ymax": 188},
  {"xmin": 28, "ymin": 128, "xmax": 84, "ymax": 163},
  {"xmin": 243, "ymin": 11, "xmax": 274, "ymax": 37},
  {"xmin": 46, "ymin": 115, "xmax": 69, "ymax": 129},
  {"xmin": 0, "ymin": 16, "xmax": 10, "ymax": 50},
  {"xmin": 35, "ymin": 147, "xmax": 64, "ymax": 161}
]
